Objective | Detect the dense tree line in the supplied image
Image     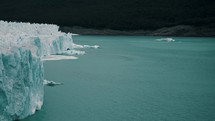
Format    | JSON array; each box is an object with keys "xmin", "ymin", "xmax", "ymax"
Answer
[{"xmin": 0, "ymin": 0, "xmax": 215, "ymax": 30}]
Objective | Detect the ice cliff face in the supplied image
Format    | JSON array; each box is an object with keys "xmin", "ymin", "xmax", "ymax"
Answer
[
  {"xmin": 0, "ymin": 21, "xmax": 92, "ymax": 121},
  {"xmin": 0, "ymin": 49, "xmax": 44, "ymax": 121}
]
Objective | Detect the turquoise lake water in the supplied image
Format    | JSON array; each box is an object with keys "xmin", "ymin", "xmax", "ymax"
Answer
[{"xmin": 23, "ymin": 36, "xmax": 215, "ymax": 121}]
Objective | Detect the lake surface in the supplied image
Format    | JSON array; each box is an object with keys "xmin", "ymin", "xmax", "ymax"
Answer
[{"xmin": 23, "ymin": 36, "xmax": 215, "ymax": 121}]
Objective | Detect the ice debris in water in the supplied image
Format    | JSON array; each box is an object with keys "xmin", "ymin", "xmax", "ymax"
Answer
[
  {"xmin": 0, "ymin": 20, "xmax": 98, "ymax": 121},
  {"xmin": 156, "ymin": 38, "xmax": 175, "ymax": 42},
  {"xmin": 43, "ymin": 80, "xmax": 63, "ymax": 87},
  {"xmin": 83, "ymin": 45, "xmax": 100, "ymax": 49},
  {"xmin": 72, "ymin": 44, "xmax": 100, "ymax": 49}
]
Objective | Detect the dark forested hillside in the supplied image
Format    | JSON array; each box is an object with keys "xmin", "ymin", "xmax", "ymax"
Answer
[{"xmin": 0, "ymin": 0, "xmax": 215, "ymax": 30}]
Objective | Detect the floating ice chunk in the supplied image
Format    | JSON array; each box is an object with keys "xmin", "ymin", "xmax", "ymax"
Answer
[
  {"xmin": 72, "ymin": 44, "xmax": 100, "ymax": 49},
  {"xmin": 43, "ymin": 80, "xmax": 63, "ymax": 87},
  {"xmin": 156, "ymin": 38, "xmax": 175, "ymax": 42},
  {"xmin": 42, "ymin": 55, "xmax": 78, "ymax": 61},
  {"xmin": 83, "ymin": 45, "xmax": 100, "ymax": 49}
]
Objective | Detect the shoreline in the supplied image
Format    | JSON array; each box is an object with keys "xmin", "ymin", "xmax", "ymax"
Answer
[{"xmin": 60, "ymin": 25, "xmax": 215, "ymax": 37}]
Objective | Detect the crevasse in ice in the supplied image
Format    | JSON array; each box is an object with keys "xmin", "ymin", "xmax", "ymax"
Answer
[{"xmin": 0, "ymin": 20, "xmax": 97, "ymax": 121}]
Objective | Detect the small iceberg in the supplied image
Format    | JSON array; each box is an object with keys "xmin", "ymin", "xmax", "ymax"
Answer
[
  {"xmin": 72, "ymin": 44, "xmax": 100, "ymax": 49},
  {"xmin": 42, "ymin": 55, "xmax": 78, "ymax": 61},
  {"xmin": 44, "ymin": 80, "xmax": 63, "ymax": 87},
  {"xmin": 156, "ymin": 38, "xmax": 175, "ymax": 42},
  {"xmin": 83, "ymin": 45, "xmax": 100, "ymax": 49}
]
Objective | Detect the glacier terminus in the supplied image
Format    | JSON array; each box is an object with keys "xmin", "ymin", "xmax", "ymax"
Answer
[{"xmin": 0, "ymin": 20, "xmax": 98, "ymax": 121}]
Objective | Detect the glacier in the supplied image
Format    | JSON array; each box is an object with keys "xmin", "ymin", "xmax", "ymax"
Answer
[{"xmin": 0, "ymin": 20, "xmax": 98, "ymax": 121}]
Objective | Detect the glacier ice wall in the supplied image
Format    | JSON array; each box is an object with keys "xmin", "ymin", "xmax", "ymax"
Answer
[
  {"xmin": 0, "ymin": 20, "xmax": 94, "ymax": 121},
  {"xmin": 0, "ymin": 49, "xmax": 44, "ymax": 121}
]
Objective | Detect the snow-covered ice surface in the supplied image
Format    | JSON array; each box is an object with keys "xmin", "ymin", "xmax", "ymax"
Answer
[{"xmin": 0, "ymin": 20, "xmax": 98, "ymax": 121}]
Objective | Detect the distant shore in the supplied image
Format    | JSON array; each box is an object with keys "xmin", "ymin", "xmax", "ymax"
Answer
[{"xmin": 60, "ymin": 25, "xmax": 215, "ymax": 37}]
